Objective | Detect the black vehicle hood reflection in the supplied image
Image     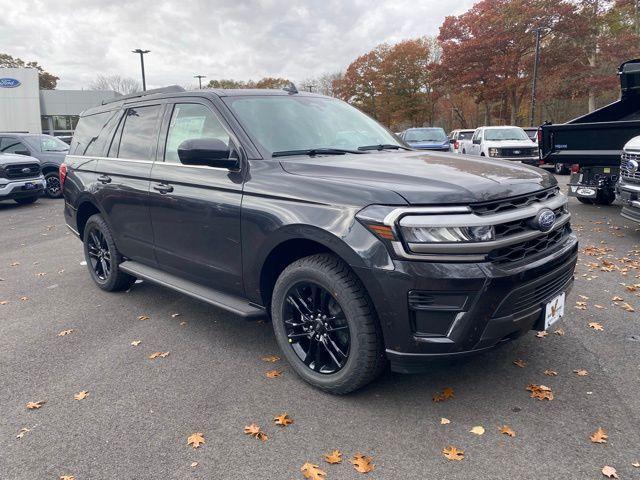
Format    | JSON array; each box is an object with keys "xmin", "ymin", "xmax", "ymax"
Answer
[{"xmin": 279, "ymin": 151, "xmax": 556, "ymax": 204}]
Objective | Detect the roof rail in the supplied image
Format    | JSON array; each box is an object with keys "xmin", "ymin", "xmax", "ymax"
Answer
[{"xmin": 101, "ymin": 85, "xmax": 186, "ymax": 105}]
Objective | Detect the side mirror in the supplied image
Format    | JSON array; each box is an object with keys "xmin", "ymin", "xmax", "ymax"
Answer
[
  {"xmin": 449, "ymin": 138, "xmax": 455, "ymax": 144},
  {"xmin": 15, "ymin": 150, "xmax": 30, "ymax": 156},
  {"xmin": 177, "ymin": 138, "xmax": 239, "ymax": 170}
]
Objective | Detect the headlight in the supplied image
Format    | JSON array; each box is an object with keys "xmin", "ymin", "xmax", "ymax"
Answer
[
  {"xmin": 488, "ymin": 148, "xmax": 499, "ymax": 157},
  {"xmin": 400, "ymin": 225, "xmax": 494, "ymax": 243}
]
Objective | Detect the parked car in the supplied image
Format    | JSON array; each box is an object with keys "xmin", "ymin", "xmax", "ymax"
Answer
[
  {"xmin": 448, "ymin": 129, "xmax": 475, "ymax": 154},
  {"xmin": 464, "ymin": 126, "xmax": 539, "ymax": 164},
  {"xmin": 0, "ymin": 152, "xmax": 45, "ymax": 205},
  {"xmin": 540, "ymin": 59, "xmax": 640, "ymax": 202},
  {"xmin": 401, "ymin": 127, "xmax": 450, "ymax": 151},
  {"xmin": 62, "ymin": 85, "xmax": 578, "ymax": 394},
  {"xmin": 0, "ymin": 133, "xmax": 69, "ymax": 198},
  {"xmin": 617, "ymin": 135, "xmax": 640, "ymax": 223}
]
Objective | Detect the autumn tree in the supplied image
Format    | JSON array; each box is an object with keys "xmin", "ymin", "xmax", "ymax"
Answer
[
  {"xmin": 206, "ymin": 77, "xmax": 291, "ymax": 89},
  {"xmin": 89, "ymin": 75, "xmax": 140, "ymax": 95},
  {"xmin": 0, "ymin": 53, "xmax": 58, "ymax": 89}
]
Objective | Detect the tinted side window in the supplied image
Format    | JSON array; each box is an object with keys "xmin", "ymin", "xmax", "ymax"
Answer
[
  {"xmin": 164, "ymin": 103, "xmax": 230, "ymax": 163},
  {"xmin": 114, "ymin": 106, "xmax": 162, "ymax": 160},
  {"xmin": 0, "ymin": 138, "xmax": 29, "ymax": 154},
  {"xmin": 70, "ymin": 111, "xmax": 117, "ymax": 156}
]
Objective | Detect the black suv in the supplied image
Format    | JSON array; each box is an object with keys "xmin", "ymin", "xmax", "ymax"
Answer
[{"xmin": 62, "ymin": 86, "xmax": 578, "ymax": 394}]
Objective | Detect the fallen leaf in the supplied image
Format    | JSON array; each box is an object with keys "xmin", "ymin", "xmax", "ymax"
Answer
[
  {"xmin": 535, "ymin": 331, "xmax": 548, "ymax": 338},
  {"xmin": 0, "ymin": 300, "xmax": 7, "ymax": 305},
  {"xmin": 244, "ymin": 423, "xmax": 268, "ymax": 441},
  {"xmin": 265, "ymin": 370, "xmax": 282, "ymax": 378},
  {"xmin": 60, "ymin": 476, "xmax": 75, "ymax": 480},
  {"xmin": 274, "ymin": 413, "xmax": 293, "ymax": 426},
  {"xmin": 16, "ymin": 427, "xmax": 30, "ymax": 439},
  {"xmin": 74, "ymin": 390, "xmax": 89, "ymax": 401},
  {"xmin": 262, "ymin": 355, "xmax": 280, "ymax": 363},
  {"xmin": 544, "ymin": 369, "xmax": 558, "ymax": 376},
  {"xmin": 590, "ymin": 427, "xmax": 608, "ymax": 444},
  {"xmin": 621, "ymin": 302, "xmax": 635, "ymax": 312},
  {"xmin": 594, "ymin": 304, "xmax": 605, "ymax": 309},
  {"xmin": 19, "ymin": 296, "xmax": 28, "ymax": 301},
  {"xmin": 26, "ymin": 401, "xmax": 45, "ymax": 410},
  {"xmin": 301, "ymin": 462, "xmax": 326, "ymax": 480},
  {"xmin": 612, "ymin": 296, "xmax": 624, "ymax": 301},
  {"xmin": 350, "ymin": 453, "xmax": 375, "ymax": 473},
  {"xmin": 36, "ymin": 272, "xmax": 46, "ymax": 277},
  {"xmin": 171, "ymin": 313, "xmax": 181, "ymax": 318},
  {"xmin": 500, "ymin": 425, "xmax": 516, "ymax": 437},
  {"xmin": 602, "ymin": 465, "xmax": 618, "ymax": 478},
  {"xmin": 187, "ymin": 432, "xmax": 205, "ymax": 448},
  {"xmin": 148, "ymin": 351, "xmax": 170, "ymax": 359},
  {"xmin": 324, "ymin": 449, "xmax": 343, "ymax": 464},
  {"xmin": 526, "ymin": 384, "xmax": 554, "ymax": 401},
  {"xmin": 588, "ymin": 322, "xmax": 604, "ymax": 331},
  {"xmin": 470, "ymin": 426, "xmax": 485, "ymax": 435},
  {"xmin": 433, "ymin": 387, "xmax": 455, "ymax": 403},
  {"xmin": 138, "ymin": 315, "xmax": 150, "ymax": 321},
  {"xmin": 574, "ymin": 369, "xmax": 589, "ymax": 376},
  {"xmin": 180, "ymin": 321, "xmax": 187, "ymax": 326},
  {"xmin": 10, "ymin": 262, "xmax": 20, "ymax": 267},
  {"xmin": 57, "ymin": 329, "xmax": 75, "ymax": 337},
  {"xmin": 442, "ymin": 446, "xmax": 464, "ymax": 461},
  {"xmin": 440, "ymin": 417, "xmax": 451, "ymax": 425},
  {"xmin": 554, "ymin": 328, "xmax": 565, "ymax": 336},
  {"xmin": 190, "ymin": 462, "xmax": 198, "ymax": 468},
  {"xmin": 131, "ymin": 340, "xmax": 141, "ymax": 346},
  {"xmin": 632, "ymin": 461, "xmax": 639, "ymax": 468},
  {"xmin": 513, "ymin": 359, "xmax": 527, "ymax": 368},
  {"xmin": 579, "ymin": 294, "xmax": 590, "ymax": 300}
]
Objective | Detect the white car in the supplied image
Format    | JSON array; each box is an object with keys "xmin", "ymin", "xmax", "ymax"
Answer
[
  {"xmin": 448, "ymin": 129, "xmax": 475, "ymax": 154},
  {"xmin": 463, "ymin": 126, "xmax": 539, "ymax": 165}
]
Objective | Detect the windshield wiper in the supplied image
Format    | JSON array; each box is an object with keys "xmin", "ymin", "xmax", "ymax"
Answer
[
  {"xmin": 272, "ymin": 148, "xmax": 363, "ymax": 158},
  {"xmin": 358, "ymin": 144, "xmax": 411, "ymax": 151}
]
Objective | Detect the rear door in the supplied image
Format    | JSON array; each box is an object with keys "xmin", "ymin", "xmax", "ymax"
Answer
[
  {"xmin": 470, "ymin": 128, "xmax": 482, "ymax": 155},
  {"xmin": 95, "ymin": 102, "xmax": 164, "ymax": 265},
  {"xmin": 148, "ymin": 99, "xmax": 245, "ymax": 295}
]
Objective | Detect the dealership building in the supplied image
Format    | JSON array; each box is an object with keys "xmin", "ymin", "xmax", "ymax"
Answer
[{"xmin": 0, "ymin": 68, "xmax": 120, "ymax": 139}]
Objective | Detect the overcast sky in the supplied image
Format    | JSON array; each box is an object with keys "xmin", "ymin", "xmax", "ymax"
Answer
[{"xmin": 0, "ymin": 0, "xmax": 475, "ymax": 90}]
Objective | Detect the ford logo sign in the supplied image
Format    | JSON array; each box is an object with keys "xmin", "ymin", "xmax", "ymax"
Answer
[
  {"xmin": 630, "ymin": 159, "xmax": 639, "ymax": 174},
  {"xmin": 513, "ymin": 150, "xmax": 521, "ymax": 154},
  {"xmin": 529, "ymin": 208, "xmax": 556, "ymax": 233},
  {"xmin": 0, "ymin": 78, "xmax": 21, "ymax": 88}
]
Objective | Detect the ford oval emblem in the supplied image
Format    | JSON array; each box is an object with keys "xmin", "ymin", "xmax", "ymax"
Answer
[
  {"xmin": 630, "ymin": 159, "xmax": 639, "ymax": 174},
  {"xmin": 21, "ymin": 167, "xmax": 31, "ymax": 173},
  {"xmin": 530, "ymin": 208, "xmax": 556, "ymax": 232},
  {"xmin": 0, "ymin": 78, "xmax": 21, "ymax": 88}
]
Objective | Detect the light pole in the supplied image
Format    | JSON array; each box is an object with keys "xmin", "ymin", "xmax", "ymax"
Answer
[
  {"xmin": 530, "ymin": 28, "xmax": 542, "ymax": 127},
  {"xmin": 132, "ymin": 49, "xmax": 150, "ymax": 91},
  {"xmin": 194, "ymin": 75, "xmax": 206, "ymax": 89}
]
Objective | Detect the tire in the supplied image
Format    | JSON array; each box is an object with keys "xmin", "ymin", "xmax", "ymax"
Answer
[
  {"xmin": 14, "ymin": 196, "xmax": 38, "ymax": 205},
  {"xmin": 554, "ymin": 163, "xmax": 570, "ymax": 175},
  {"xmin": 82, "ymin": 214, "xmax": 136, "ymax": 292},
  {"xmin": 577, "ymin": 197, "xmax": 594, "ymax": 204},
  {"xmin": 594, "ymin": 189, "xmax": 616, "ymax": 205},
  {"xmin": 44, "ymin": 171, "xmax": 63, "ymax": 198},
  {"xmin": 271, "ymin": 254, "xmax": 386, "ymax": 394}
]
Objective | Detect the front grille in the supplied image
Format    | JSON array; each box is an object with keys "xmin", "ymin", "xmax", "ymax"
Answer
[
  {"xmin": 621, "ymin": 153, "xmax": 640, "ymax": 183},
  {"xmin": 499, "ymin": 147, "xmax": 537, "ymax": 157},
  {"xmin": 494, "ymin": 206, "xmax": 565, "ymax": 239},
  {"xmin": 470, "ymin": 187, "xmax": 559, "ymax": 216},
  {"xmin": 494, "ymin": 260, "xmax": 575, "ymax": 317},
  {"xmin": 488, "ymin": 224, "xmax": 571, "ymax": 263},
  {"xmin": 3, "ymin": 163, "xmax": 41, "ymax": 180}
]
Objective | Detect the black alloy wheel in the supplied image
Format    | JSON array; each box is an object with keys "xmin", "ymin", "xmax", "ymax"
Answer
[
  {"xmin": 44, "ymin": 172, "xmax": 62, "ymax": 198},
  {"xmin": 283, "ymin": 282, "xmax": 351, "ymax": 374},
  {"xmin": 86, "ymin": 227, "xmax": 111, "ymax": 282}
]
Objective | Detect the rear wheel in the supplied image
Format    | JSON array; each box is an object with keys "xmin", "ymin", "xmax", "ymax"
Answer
[
  {"xmin": 83, "ymin": 214, "xmax": 136, "ymax": 291},
  {"xmin": 44, "ymin": 171, "xmax": 63, "ymax": 198},
  {"xmin": 14, "ymin": 196, "xmax": 38, "ymax": 205},
  {"xmin": 594, "ymin": 189, "xmax": 616, "ymax": 205},
  {"xmin": 271, "ymin": 254, "xmax": 386, "ymax": 394}
]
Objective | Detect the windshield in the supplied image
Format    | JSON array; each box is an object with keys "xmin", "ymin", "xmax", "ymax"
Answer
[
  {"xmin": 40, "ymin": 135, "xmax": 70, "ymax": 152},
  {"xmin": 484, "ymin": 128, "xmax": 529, "ymax": 141},
  {"xmin": 223, "ymin": 96, "xmax": 400, "ymax": 155},
  {"xmin": 404, "ymin": 128, "xmax": 447, "ymax": 143}
]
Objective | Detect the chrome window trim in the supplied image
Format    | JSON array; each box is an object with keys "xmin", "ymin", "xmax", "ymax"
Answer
[{"xmin": 64, "ymin": 155, "xmax": 233, "ymax": 171}]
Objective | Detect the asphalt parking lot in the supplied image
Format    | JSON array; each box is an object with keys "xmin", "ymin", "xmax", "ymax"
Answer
[{"xmin": 1, "ymin": 174, "xmax": 639, "ymax": 480}]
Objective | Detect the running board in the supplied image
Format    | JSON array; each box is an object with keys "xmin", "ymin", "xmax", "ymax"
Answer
[{"xmin": 119, "ymin": 261, "xmax": 266, "ymax": 320}]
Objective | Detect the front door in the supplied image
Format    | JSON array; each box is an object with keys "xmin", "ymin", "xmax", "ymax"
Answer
[
  {"xmin": 94, "ymin": 104, "xmax": 163, "ymax": 265},
  {"xmin": 148, "ymin": 100, "xmax": 244, "ymax": 295}
]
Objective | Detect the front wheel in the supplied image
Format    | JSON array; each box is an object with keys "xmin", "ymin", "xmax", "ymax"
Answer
[
  {"xmin": 83, "ymin": 214, "xmax": 136, "ymax": 291},
  {"xmin": 44, "ymin": 172, "xmax": 63, "ymax": 198},
  {"xmin": 271, "ymin": 254, "xmax": 386, "ymax": 394},
  {"xmin": 554, "ymin": 163, "xmax": 570, "ymax": 175},
  {"xmin": 594, "ymin": 189, "xmax": 616, "ymax": 205}
]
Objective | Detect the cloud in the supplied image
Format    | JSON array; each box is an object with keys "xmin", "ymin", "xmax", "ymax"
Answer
[{"xmin": 0, "ymin": 0, "xmax": 475, "ymax": 90}]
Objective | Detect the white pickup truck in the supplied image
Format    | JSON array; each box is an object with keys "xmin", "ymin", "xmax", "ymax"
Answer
[{"xmin": 463, "ymin": 126, "xmax": 539, "ymax": 165}]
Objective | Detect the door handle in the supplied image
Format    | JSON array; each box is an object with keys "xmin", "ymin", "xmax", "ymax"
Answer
[
  {"xmin": 153, "ymin": 183, "xmax": 174, "ymax": 194},
  {"xmin": 97, "ymin": 175, "xmax": 112, "ymax": 184}
]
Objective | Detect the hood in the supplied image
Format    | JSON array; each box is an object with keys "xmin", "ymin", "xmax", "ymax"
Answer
[
  {"xmin": 35, "ymin": 151, "xmax": 67, "ymax": 166},
  {"xmin": 406, "ymin": 140, "xmax": 449, "ymax": 149},
  {"xmin": 484, "ymin": 139, "xmax": 537, "ymax": 148},
  {"xmin": 0, "ymin": 153, "xmax": 41, "ymax": 166},
  {"xmin": 279, "ymin": 151, "xmax": 556, "ymax": 205},
  {"xmin": 624, "ymin": 135, "xmax": 640, "ymax": 152}
]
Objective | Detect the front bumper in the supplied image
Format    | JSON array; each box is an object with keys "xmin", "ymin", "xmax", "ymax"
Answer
[
  {"xmin": 355, "ymin": 233, "xmax": 578, "ymax": 373},
  {"xmin": 494, "ymin": 156, "xmax": 538, "ymax": 165},
  {"xmin": 618, "ymin": 180, "xmax": 640, "ymax": 223},
  {"xmin": 0, "ymin": 176, "xmax": 45, "ymax": 201}
]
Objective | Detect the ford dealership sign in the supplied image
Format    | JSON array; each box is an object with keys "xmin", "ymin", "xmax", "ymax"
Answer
[{"xmin": 0, "ymin": 78, "xmax": 21, "ymax": 88}]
